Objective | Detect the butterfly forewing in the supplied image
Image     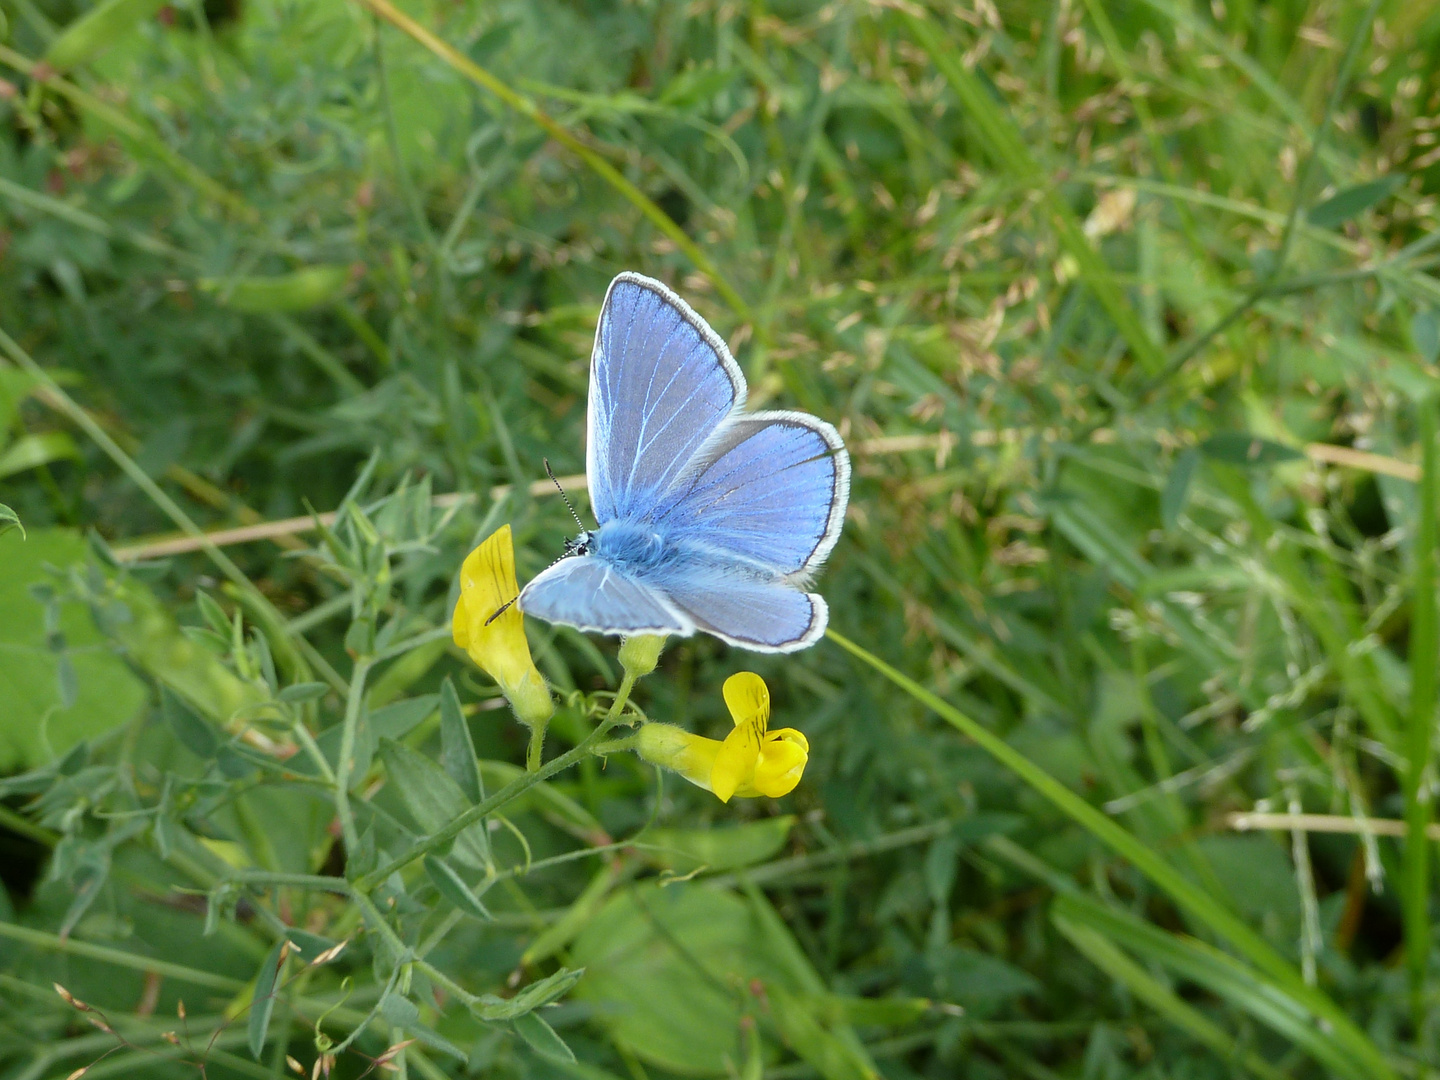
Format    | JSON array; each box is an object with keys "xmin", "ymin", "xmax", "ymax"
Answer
[{"xmin": 588, "ymin": 274, "xmax": 745, "ymax": 525}]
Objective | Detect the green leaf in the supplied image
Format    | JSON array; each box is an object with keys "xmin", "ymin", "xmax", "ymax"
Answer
[
  {"xmin": 1160, "ymin": 448, "xmax": 1199, "ymax": 530},
  {"xmin": 375, "ymin": 739, "xmax": 489, "ymax": 868},
  {"xmin": 379, "ymin": 991, "xmax": 420, "ymax": 1027},
  {"xmin": 1053, "ymin": 893, "xmax": 1371, "ymax": 1080},
  {"xmin": 476, "ymin": 967, "xmax": 585, "ymax": 1021},
  {"xmin": 1306, "ymin": 174, "xmax": 1406, "ymax": 228},
  {"xmin": 0, "ymin": 432, "xmax": 80, "ymax": 479},
  {"xmin": 1198, "ymin": 433, "xmax": 1305, "ymax": 467},
  {"xmin": 512, "ymin": 1012, "xmax": 575, "ymax": 1063},
  {"xmin": 0, "ymin": 527, "xmax": 146, "ymax": 770},
  {"xmin": 423, "ymin": 855, "xmax": 492, "ymax": 921},
  {"xmin": 439, "ymin": 677, "xmax": 484, "ymax": 804},
  {"xmin": 1413, "ymin": 310, "xmax": 1440, "ymax": 366},
  {"xmin": 521, "ymin": 862, "xmax": 621, "ymax": 967},
  {"xmin": 45, "ymin": 0, "xmax": 168, "ymax": 69},
  {"xmin": 277, "ymin": 681, "xmax": 329, "ymax": 703},
  {"xmin": 0, "ymin": 504, "xmax": 23, "ymax": 540},
  {"xmin": 828, "ymin": 630, "xmax": 1394, "ymax": 1080},
  {"xmin": 1055, "ymin": 911, "xmax": 1288, "ymax": 1080},
  {"xmin": 198, "ymin": 265, "xmax": 351, "ymax": 313},
  {"xmin": 572, "ymin": 884, "xmax": 875, "ymax": 1078},
  {"xmin": 369, "ymin": 694, "xmax": 439, "ymax": 739},
  {"xmin": 163, "ymin": 688, "xmax": 219, "ymax": 759},
  {"xmin": 379, "ymin": 992, "xmax": 468, "ymax": 1059},
  {"xmin": 247, "ymin": 939, "xmax": 287, "ymax": 1059},
  {"xmin": 642, "ymin": 816, "xmax": 795, "ymax": 873}
]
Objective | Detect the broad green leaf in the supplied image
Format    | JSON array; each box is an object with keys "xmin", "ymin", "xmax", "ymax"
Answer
[
  {"xmin": 521, "ymin": 861, "xmax": 621, "ymax": 967},
  {"xmin": 1413, "ymin": 310, "xmax": 1440, "ymax": 366},
  {"xmin": 198, "ymin": 265, "xmax": 351, "ymax": 313},
  {"xmin": 1307, "ymin": 174, "xmax": 1406, "ymax": 229},
  {"xmin": 162, "ymin": 688, "xmax": 219, "ymax": 759},
  {"xmin": 641, "ymin": 816, "xmax": 795, "ymax": 873},
  {"xmin": 369, "ymin": 694, "xmax": 439, "ymax": 739},
  {"xmin": 1198, "ymin": 433, "xmax": 1305, "ymax": 467},
  {"xmin": 572, "ymin": 884, "xmax": 875, "ymax": 1079},
  {"xmin": 376, "ymin": 739, "xmax": 488, "ymax": 868},
  {"xmin": 0, "ymin": 528, "xmax": 145, "ymax": 770},
  {"xmin": 0, "ymin": 432, "xmax": 80, "ymax": 479},
  {"xmin": 45, "ymin": 0, "xmax": 168, "ymax": 69},
  {"xmin": 0, "ymin": 503, "xmax": 22, "ymax": 539}
]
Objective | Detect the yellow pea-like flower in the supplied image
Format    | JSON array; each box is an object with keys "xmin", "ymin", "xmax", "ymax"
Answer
[
  {"xmin": 635, "ymin": 672, "xmax": 808, "ymax": 803},
  {"xmin": 452, "ymin": 525, "xmax": 554, "ymax": 728}
]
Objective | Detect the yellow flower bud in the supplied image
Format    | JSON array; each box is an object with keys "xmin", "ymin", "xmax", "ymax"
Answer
[
  {"xmin": 453, "ymin": 525, "xmax": 554, "ymax": 729},
  {"xmin": 634, "ymin": 672, "xmax": 808, "ymax": 803}
]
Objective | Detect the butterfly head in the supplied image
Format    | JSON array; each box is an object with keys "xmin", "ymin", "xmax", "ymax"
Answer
[{"xmin": 563, "ymin": 530, "xmax": 595, "ymax": 558}]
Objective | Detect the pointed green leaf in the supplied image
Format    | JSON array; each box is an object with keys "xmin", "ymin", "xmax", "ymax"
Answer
[
  {"xmin": 277, "ymin": 681, "xmax": 329, "ymax": 703},
  {"xmin": 0, "ymin": 504, "xmax": 23, "ymax": 540},
  {"xmin": 1307, "ymin": 174, "xmax": 1406, "ymax": 228},
  {"xmin": 247, "ymin": 939, "xmax": 287, "ymax": 1059},
  {"xmin": 424, "ymin": 855, "xmax": 492, "ymax": 921},
  {"xmin": 376, "ymin": 739, "xmax": 488, "ymax": 867},
  {"xmin": 1160, "ymin": 449, "xmax": 1199, "ymax": 530},
  {"xmin": 512, "ymin": 1012, "xmax": 575, "ymax": 1062},
  {"xmin": 439, "ymin": 677, "xmax": 484, "ymax": 804}
]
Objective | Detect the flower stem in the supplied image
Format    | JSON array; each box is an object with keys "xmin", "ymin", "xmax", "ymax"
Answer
[
  {"xmin": 525, "ymin": 721, "xmax": 545, "ymax": 773},
  {"xmin": 352, "ymin": 676, "xmax": 638, "ymax": 892}
]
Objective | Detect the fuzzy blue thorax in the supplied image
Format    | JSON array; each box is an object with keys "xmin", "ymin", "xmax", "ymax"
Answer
[{"xmin": 584, "ymin": 519, "xmax": 670, "ymax": 572}]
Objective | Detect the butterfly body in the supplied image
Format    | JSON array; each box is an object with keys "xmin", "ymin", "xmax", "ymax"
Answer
[{"xmin": 519, "ymin": 272, "xmax": 849, "ymax": 653}]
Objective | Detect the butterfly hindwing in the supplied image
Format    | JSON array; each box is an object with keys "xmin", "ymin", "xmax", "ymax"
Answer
[
  {"xmin": 519, "ymin": 556, "xmax": 692, "ymax": 637},
  {"xmin": 652, "ymin": 411, "xmax": 850, "ymax": 580},
  {"xmin": 654, "ymin": 564, "xmax": 829, "ymax": 652},
  {"xmin": 587, "ymin": 273, "xmax": 745, "ymax": 526}
]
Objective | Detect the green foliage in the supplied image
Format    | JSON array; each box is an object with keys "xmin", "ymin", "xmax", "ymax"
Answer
[{"xmin": 4, "ymin": 0, "xmax": 1440, "ymax": 1078}]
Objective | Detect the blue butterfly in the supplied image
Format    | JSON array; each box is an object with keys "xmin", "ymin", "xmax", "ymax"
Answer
[{"xmin": 518, "ymin": 272, "xmax": 850, "ymax": 653}]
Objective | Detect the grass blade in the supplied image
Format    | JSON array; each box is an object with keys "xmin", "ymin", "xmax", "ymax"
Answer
[
  {"xmin": 826, "ymin": 628, "xmax": 1394, "ymax": 1079},
  {"xmin": 903, "ymin": 12, "xmax": 1165, "ymax": 375},
  {"xmin": 352, "ymin": 0, "xmax": 750, "ymax": 323},
  {"xmin": 1054, "ymin": 894, "xmax": 1367, "ymax": 1080},
  {"xmin": 1405, "ymin": 397, "xmax": 1440, "ymax": 1016}
]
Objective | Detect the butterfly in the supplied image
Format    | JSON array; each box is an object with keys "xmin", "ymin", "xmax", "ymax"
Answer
[{"xmin": 517, "ymin": 272, "xmax": 850, "ymax": 653}]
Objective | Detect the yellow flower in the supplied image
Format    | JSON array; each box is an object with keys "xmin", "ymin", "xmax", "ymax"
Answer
[
  {"xmin": 635, "ymin": 672, "xmax": 808, "ymax": 803},
  {"xmin": 453, "ymin": 525, "xmax": 553, "ymax": 728}
]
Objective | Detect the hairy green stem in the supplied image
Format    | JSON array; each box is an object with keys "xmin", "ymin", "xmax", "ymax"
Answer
[
  {"xmin": 334, "ymin": 659, "xmax": 373, "ymax": 855},
  {"xmin": 353, "ymin": 676, "xmax": 636, "ymax": 891}
]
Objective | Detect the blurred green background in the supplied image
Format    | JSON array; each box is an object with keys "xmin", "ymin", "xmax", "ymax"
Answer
[{"xmin": 3, "ymin": 0, "xmax": 1440, "ymax": 1076}]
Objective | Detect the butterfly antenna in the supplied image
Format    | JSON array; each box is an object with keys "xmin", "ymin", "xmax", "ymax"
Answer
[{"xmin": 545, "ymin": 459, "xmax": 586, "ymax": 531}]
